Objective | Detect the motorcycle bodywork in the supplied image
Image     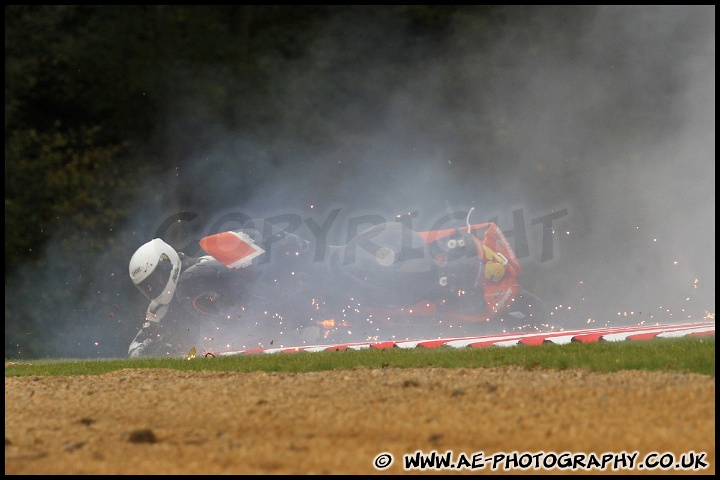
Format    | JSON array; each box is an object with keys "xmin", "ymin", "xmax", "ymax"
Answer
[{"xmin": 195, "ymin": 221, "xmax": 549, "ymax": 345}]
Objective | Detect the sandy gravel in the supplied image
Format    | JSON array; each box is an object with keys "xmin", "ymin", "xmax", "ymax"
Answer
[{"xmin": 4, "ymin": 366, "xmax": 715, "ymax": 474}]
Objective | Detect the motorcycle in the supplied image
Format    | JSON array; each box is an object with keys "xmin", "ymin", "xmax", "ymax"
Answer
[{"xmin": 195, "ymin": 213, "xmax": 549, "ymax": 348}]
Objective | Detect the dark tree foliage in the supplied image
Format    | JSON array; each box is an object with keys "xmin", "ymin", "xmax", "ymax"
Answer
[{"xmin": 5, "ymin": 5, "xmax": 492, "ymax": 278}]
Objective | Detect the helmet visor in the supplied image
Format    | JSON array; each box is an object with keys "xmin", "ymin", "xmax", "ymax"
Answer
[{"xmin": 136, "ymin": 253, "xmax": 174, "ymax": 301}]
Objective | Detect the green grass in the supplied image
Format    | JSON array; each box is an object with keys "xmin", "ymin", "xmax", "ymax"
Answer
[{"xmin": 5, "ymin": 335, "xmax": 714, "ymax": 377}]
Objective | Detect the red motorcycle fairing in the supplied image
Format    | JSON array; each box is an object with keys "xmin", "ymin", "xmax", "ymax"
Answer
[{"xmin": 365, "ymin": 222, "xmax": 524, "ymax": 324}]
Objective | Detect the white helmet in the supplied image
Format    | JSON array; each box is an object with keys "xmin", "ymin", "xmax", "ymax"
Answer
[{"xmin": 128, "ymin": 239, "xmax": 181, "ymax": 305}]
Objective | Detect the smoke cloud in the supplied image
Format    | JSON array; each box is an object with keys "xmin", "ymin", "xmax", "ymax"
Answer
[{"xmin": 6, "ymin": 6, "xmax": 714, "ymax": 358}]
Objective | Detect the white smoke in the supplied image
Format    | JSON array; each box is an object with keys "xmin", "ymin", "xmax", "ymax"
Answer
[{"xmin": 6, "ymin": 6, "xmax": 713, "ymax": 358}]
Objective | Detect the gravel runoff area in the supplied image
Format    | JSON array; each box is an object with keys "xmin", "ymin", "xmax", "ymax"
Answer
[{"xmin": 5, "ymin": 365, "xmax": 715, "ymax": 474}]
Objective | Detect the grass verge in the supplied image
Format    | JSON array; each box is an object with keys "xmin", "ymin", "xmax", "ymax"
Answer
[{"xmin": 5, "ymin": 335, "xmax": 714, "ymax": 377}]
